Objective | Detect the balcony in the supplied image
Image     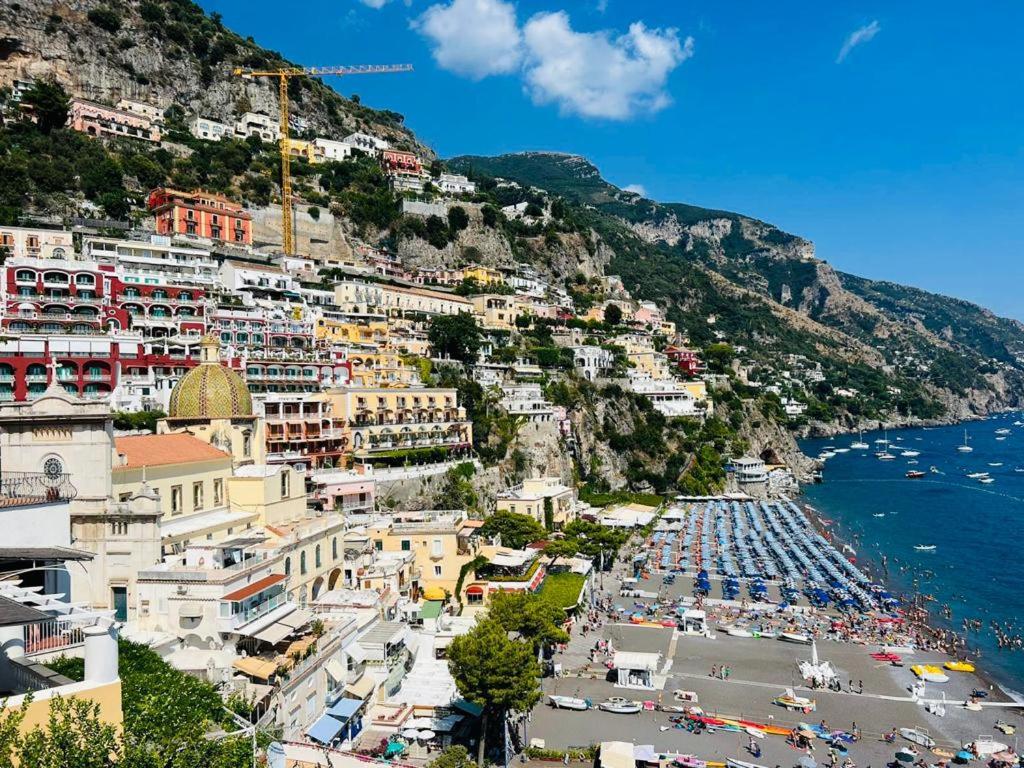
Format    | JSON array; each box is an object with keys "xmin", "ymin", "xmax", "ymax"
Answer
[
  {"xmin": 219, "ymin": 591, "xmax": 290, "ymax": 631},
  {"xmin": 0, "ymin": 471, "xmax": 77, "ymax": 504}
]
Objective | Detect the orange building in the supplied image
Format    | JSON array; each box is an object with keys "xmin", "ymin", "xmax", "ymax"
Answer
[{"xmin": 147, "ymin": 188, "xmax": 253, "ymax": 245}]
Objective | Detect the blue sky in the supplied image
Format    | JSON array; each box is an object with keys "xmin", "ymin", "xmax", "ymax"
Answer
[{"xmin": 200, "ymin": 0, "xmax": 1024, "ymax": 320}]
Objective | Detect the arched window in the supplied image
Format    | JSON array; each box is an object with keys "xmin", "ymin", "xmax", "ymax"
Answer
[
  {"xmin": 284, "ymin": 557, "xmax": 291, "ymax": 576},
  {"xmin": 300, "ymin": 551, "xmax": 307, "ymax": 575}
]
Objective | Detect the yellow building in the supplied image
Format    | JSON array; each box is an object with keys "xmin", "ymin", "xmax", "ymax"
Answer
[
  {"xmin": 469, "ymin": 294, "xmax": 523, "ymax": 330},
  {"xmin": 226, "ymin": 464, "xmax": 307, "ymax": 527},
  {"xmin": 287, "ymin": 138, "xmax": 318, "ymax": 163},
  {"xmin": 334, "ymin": 281, "xmax": 473, "ymax": 318},
  {"xmin": 345, "ymin": 351, "xmax": 420, "ymax": 388},
  {"xmin": 315, "ymin": 314, "xmax": 390, "ymax": 347},
  {"xmin": 496, "ymin": 477, "xmax": 579, "ymax": 530},
  {"xmin": 368, "ymin": 512, "xmax": 482, "ymax": 597},
  {"xmin": 463, "ymin": 266, "xmax": 503, "ymax": 285}
]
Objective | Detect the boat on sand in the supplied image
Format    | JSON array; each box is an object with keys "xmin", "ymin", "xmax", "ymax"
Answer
[
  {"xmin": 598, "ymin": 697, "xmax": 642, "ymax": 714},
  {"xmin": 779, "ymin": 632, "xmax": 812, "ymax": 644},
  {"xmin": 899, "ymin": 728, "xmax": 936, "ymax": 748},
  {"xmin": 773, "ymin": 688, "xmax": 816, "ymax": 712},
  {"xmin": 548, "ymin": 695, "xmax": 590, "ymax": 710}
]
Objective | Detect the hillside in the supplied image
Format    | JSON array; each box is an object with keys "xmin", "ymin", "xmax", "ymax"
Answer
[
  {"xmin": 0, "ymin": 0, "xmax": 428, "ymax": 154},
  {"xmin": 450, "ymin": 152, "xmax": 1024, "ymax": 428}
]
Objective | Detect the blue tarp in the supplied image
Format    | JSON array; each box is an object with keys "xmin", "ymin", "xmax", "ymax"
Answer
[
  {"xmin": 327, "ymin": 697, "xmax": 364, "ymax": 721},
  {"xmin": 307, "ymin": 714, "xmax": 345, "ymax": 744}
]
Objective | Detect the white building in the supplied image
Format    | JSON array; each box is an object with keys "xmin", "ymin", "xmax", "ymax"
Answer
[
  {"xmin": 235, "ymin": 112, "xmax": 279, "ymax": 142},
  {"xmin": 570, "ymin": 345, "xmax": 615, "ymax": 381},
  {"xmin": 732, "ymin": 456, "xmax": 768, "ymax": 485},
  {"xmin": 781, "ymin": 397, "xmax": 807, "ymax": 417},
  {"xmin": 191, "ymin": 116, "xmax": 232, "ymax": 142},
  {"xmin": 116, "ymin": 99, "xmax": 163, "ymax": 123},
  {"xmin": 83, "ymin": 235, "xmax": 220, "ymax": 287},
  {"xmin": 220, "ymin": 260, "xmax": 298, "ymax": 294},
  {"xmin": 343, "ymin": 132, "xmax": 389, "ymax": 155},
  {"xmin": 626, "ymin": 373, "xmax": 700, "ymax": 418},
  {"xmin": 314, "ymin": 138, "xmax": 354, "ymax": 162},
  {"xmin": 500, "ymin": 383, "xmax": 555, "ymax": 423},
  {"xmin": 0, "ymin": 225, "xmax": 74, "ymax": 260},
  {"xmin": 437, "ymin": 173, "xmax": 476, "ymax": 195}
]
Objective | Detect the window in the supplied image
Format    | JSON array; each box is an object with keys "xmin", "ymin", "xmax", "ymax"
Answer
[
  {"xmin": 171, "ymin": 485, "xmax": 182, "ymax": 515},
  {"xmin": 109, "ymin": 520, "xmax": 128, "ymax": 536},
  {"xmin": 280, "ymin": 471, "xmax": 289, "ymax": 497},
  {"xmin": 300, "ymin": 551, "xmax": 307, "ymax": 575},
  {"xmin": 401, "ymin": 540, "xmax": 411, "ymax": 551},
  {"xmin": 192, "ymin": 482, "xmax": 203, "ymax": 511},
  {"xmin": 284, "ymin": 557, "xmax": 291, "ymax": 576},
  {"xmin": 243, "ymin": 433, "xmax": 252, "ymax": 457},
  {"xmin": 332, "ymin": 538, "xmax": 338, "ymax": 560},
  {"xmin": 213, "ymin": 479, "xmax": 223, "ymax": 506},
  {"xmin": 434, "ymin": 565, "xmax": 442, "ymax": 577},
  {"xmin": 315, "ymin": 545, "xmax": 321, "ymax": 568},
  {"xmin": 374, "ymin": 540, "xmax": 383, "ymax": 552}
]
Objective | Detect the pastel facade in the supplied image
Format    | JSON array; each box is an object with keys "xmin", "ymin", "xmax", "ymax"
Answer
[
  {"xmin": 0, "ymin": 226, "xmax": 74, "ymax": 259},
  {"xmin": 68, "ymin": 98, "xmax": 160, "ymax": 142},
  {"xmin": 496, "ymin": 476, "xmax": 579, "ymax": 530},
  {"xmin": 148, "ymin": 188, "xmax": 253, "ymax": 245}
]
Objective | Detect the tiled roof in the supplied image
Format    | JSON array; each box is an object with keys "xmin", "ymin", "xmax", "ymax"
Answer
[
  {"xmin": 222, "ymin": 573, "xmax": 286, "ymax": 602},
  {"xmin": 114, "ymin": 434, "xmax": 231, "ymax": 470}
]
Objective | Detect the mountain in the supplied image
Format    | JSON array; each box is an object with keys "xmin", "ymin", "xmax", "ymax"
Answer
[
  {"xmin": 0, "ymin": 0, "xmax": 428, "ymax": 154},
  {"xmin": 449, "ymin": 152, "xmax": 1024, "ymax": 427}
]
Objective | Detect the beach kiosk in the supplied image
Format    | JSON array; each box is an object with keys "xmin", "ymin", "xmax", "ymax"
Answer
[
  {"xmin": 613, "ymin": 651, "xmax": 661, "ymax": 690},
  {"xmin": 679, "ymin": 608, "xmax": 709, "ymax": 636}
]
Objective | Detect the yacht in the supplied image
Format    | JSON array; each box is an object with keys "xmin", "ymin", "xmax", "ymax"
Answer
[
  {"xmin": 877, "ymin": 452, "xmax": 896, "ymax": 461},
  {"xmin": 957, "ymin": 429, "xmax": 973, "ymax": 453},
  {"xmin": 995, "ymin": 428, "xmax": 1011, "ymax": 435},
  {"xmin": 979, "ymin": 477, "xmax": 995, "ymax": 485},
  {"xmin": 900, "ymin": 450, "xmax": 921, "ymax": 457},
  {"xmin": 966, "ymin": 472, "xmax": 990, "ymax": 479},
  {"xmin": 851, "ymin": 430, "xmax": 869, "ymax": 450}
]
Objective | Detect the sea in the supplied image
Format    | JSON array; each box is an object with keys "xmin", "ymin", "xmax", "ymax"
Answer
[{"xmin": 799, "ymin": 413, "xmax": 1024, "ymax": 697}]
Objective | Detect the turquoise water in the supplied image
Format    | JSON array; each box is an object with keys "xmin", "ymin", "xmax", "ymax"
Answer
[{"xmin": 800, "ymin": 414, "xmax": 1024, "ymax": 694}]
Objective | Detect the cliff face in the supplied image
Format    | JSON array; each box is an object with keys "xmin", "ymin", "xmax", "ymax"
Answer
[{"xmin": 0, "ymin": 0, "xmax": 428, "ymax": 154}]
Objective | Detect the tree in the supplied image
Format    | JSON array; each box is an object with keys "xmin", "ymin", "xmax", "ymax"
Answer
[
  {"xmin": 424, "ymin": 214, "xmax": 449, "ymax": 249},
  {"xmin": 481, "ymin": 204, "xmax": 499, "ymax": 228},
  {"xmin": 478, "ymin": 510, "xmax": 545, "ymax": 549},
  {"xmin": 487, "ymin": 590, "xmax": 569, "ymax": 651},
  {"xmin": 428, "ymin": 313, "xmax": 482, "ymax": 364},
  {"xmin": 1, "ymin": 696, "xmax": 121, "ymax": 767},
  {"xmin": 703, "ymin": 343, "xmax": 734, "ymax": 374},
  {"xmin": 542, "ymin": 538, "xmax": 579, "ymax": 560},
  {"xmin": 448, "ymin": 618, "xmax": 541, "ymax": 766},
  {"xmin": 87, "ymin": 6, "xmax": 121, "ymax": 33},
  {"xmin": 23, "ymin": 79, "xmax": 70, "ymax": 134},
  {"xmin": 447, "ymin": 205, "xmax": 469, "ymax": 233},
  {"xmin": 604, "ymin": 303, "xmax": 623, "ymax": 326},
  {"xmin": 524, "ymin": 202, "xmax": 544, "ymax": 218},
  {"xmin": 428, "ymin": 745, "xmax": 474, "ymax": 768}
]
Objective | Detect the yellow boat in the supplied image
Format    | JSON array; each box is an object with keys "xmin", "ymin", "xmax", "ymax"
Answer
[
  {"xmin": 911, "ymin": 664, "xmax": 950, "ymax": 682},
  {"xmin": 944, "ymin": 661, "xmax": 975, "ymax": 673}
]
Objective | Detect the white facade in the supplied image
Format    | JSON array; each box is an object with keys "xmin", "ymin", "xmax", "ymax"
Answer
[
  {"xmin": 314, "ymin": 138, "xmax": 354, "ymax": 162},
  {"xmin": 191, "ymin": 116, "xmax": 232, "ymax": 141},
  {"xmin": 500, "ymin": 383, "xmax": 555, "ymax": 422},
  {"xmin": 220, "ymin": 261, "xmax": 298, "ymax": 293},
  {"xmin": 627, "ymin": 373, "xmax": 700, "ymax": 418},
  {"xmin": 83, "ymin": 235, "xmax": 219, "ymax": 286},
  {"xmin": 437, "ymin": 173, "xmax": 476, "ymax": 195},
  {"xmin": 0, "ymin": 226, "xmax": 74, "ymax": 260},
  {"xmin": 570, "ymin": 345, "xmax": 615, "ymax": 381},
  {"xmin": 117, "ymin": 99, "xmax": 163, "ymax": 122},
  {"xmin": 343, "ymin": 132, "xmax": 389, "ymax": 155},
  {"xmin": 235, "ymin": 112, "xmax": 279, "ymax": 142}
]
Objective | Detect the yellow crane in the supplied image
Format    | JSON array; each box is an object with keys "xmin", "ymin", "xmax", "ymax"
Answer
[{"xmin": 232, "ymin": 64, "xmax": 413, "ymax": 256}]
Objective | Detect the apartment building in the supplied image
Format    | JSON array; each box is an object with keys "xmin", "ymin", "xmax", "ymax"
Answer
[
  {"xmin": 191, "ymin": 115, "xmax": 232, "ymax": 141},
  {"xmin": 148, "ymin": 187, "xmax": 253, "ymax": 245},
  {"xmin": 334, "ymin": 281, "xmax": 473, "ymax": 319},
  {"xmin": 68, "ymin": 98, "xmax": 160, "ymax": 142},
  {"xmin": 0, "ymin": 225, "xmax": 74, "ymax": 259},
  {"xmin": 496, "ymin": 476, "xmax": 580, "ymax": 530}
]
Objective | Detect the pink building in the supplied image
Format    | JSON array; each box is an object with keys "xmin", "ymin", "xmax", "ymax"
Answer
[{"xmin": 68, "ymin": 99, "xmax": 160, "ymax": 143}]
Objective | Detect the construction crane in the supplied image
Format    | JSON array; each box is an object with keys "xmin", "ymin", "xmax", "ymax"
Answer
[{"xmin": 232, "ymin": 64, "xmax": 413, "ymax": 256}]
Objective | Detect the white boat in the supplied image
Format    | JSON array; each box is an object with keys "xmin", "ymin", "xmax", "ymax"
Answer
[
  {"xmin": 598, "ymin": 697, "xmax": 642, "ymax": 714},
  {"xmin": 996, "ymin": 436, "xmax": 1007, "ymax": 441},
  {"xmin": 1015, "ymin": 467, "xmax": 1024, "ymax": 473},
  {"xmin": 833, "ymin": 447, "xmax": 850, "ymax": 453},
  {"xmin": 900, "ymin": 450, "xmax": 921, "ymax": 457},
  {"xmin": 995, "ymin": 428, "xmax": 1011, "ymax": 435},
  {"xmin": 873, "ymin": 513, "xmax": 885, "ymax": 518},
  {"xmin": 548, "ymin": 695, "xmax": 590, "ymax": 710},
  {"xmin": 914, "ymin": 545, "xmax": 937, "ymax": 552},
  {"xmin": 818, "ymin": 451, "xmax": 836, "ymax": 460},
  {"xmin": 728, "ymin": 760, "xmax": 768, "ymax": 768},
  {"xmin": 779, "ymin": 632, "xmax": 812, "ymax": 644},
  {"xmin": 957, "ymin": 429, "xmax": 973, "ymax": 453},
  {"xmin": 877, "ymin": 453, "xmax": 896, "ymax": 461},
  {"xmin": 725, "ymin": 625, "xmax": 754, "ymax": 638},
  {"xmin": 969, "ymin": 739, "xmax": 1009, "ymax": 757},
  {"xmin": 988, "ymin": 462, "xmax": 1003, "ymax": 467},
  {"xmin": 851, "ymin": 431, "xmax": 870, "ymax": 450},
  {"xmin": 967, "ymin": 472, "xmax": 990, "ymax": 479},
  {"xmin": 979, "ymin": 478, "xmax": 995, "ymax": 484},
  {"xmin": 899, "ymin": 728, "xmax": 936, "ymax": 749}
]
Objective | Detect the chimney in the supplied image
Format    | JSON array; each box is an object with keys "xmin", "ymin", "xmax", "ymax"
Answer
[{"xmin": 83, "ymin": 624, "xmax": 119, "ymax": 685}]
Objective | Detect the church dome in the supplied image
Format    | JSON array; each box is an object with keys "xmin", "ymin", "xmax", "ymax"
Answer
[{"xmin": 168, "ymin": 335, "xmax": 253, "ymax": 419}]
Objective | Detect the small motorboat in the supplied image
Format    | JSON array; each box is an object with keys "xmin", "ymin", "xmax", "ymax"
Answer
[
  {"xmin": 964, "ymin": 700, "xmax": 983, "ymax": 712},
  {"xmin": 901, "ymin": 450, "xmax": 921, "ymax": 457},
  {"xmin": 969, "ymin": 739, "xmax": 1008, "ymax": 757},
  {"xmin": 995, "ymin": 720, "xmax": 1016, "ymax": 735},
  {"xmin": 914, "ymin": 545, "xmax": 937, "ymax": 552},
  {"xmin": 995, "ymin": 428, "xmax": 1011, "ymax": 435},
  {"xmin": 944, "ymin": 660, "xmax": 975, "ymax": 673},
  {"xmin": 871, "ymin": 652, "xmax": 901, "ymax": 662},
  {"xmin": 906, "ymin": 470, "xmax": 926, "ymax": 479},
  {"xmin": 967, "ymin": 472, "xmax": 990, "ymax": 479},
  {"xmin": 877, "ymin": 453, "xmax": 897, "ymax": 461},
  {"xmin": 979, "ymin": 477, "xmax": 995, "ymax": 484},
  {"xmin": 779, "ymin": 632, "xmax": 812, "ymax": 644},
  {"xmin": 988, "ymin": 462, "xmax": 1003, "ymax": 467},
  {"xmin": 725, "ymin": 625, "xmax": 754, "ymax": 638},
  {"xmin": 548, "ymin": 695, "xmax": 590, "ymax": 710},
  {"xmin": 873, "ymin": 513, "xmax": 886, "ymax": 518},
  {"xmin": 900, "ymin": 728, "xmax": 936, "ymax": 749},
  {"xmin": 773, "ymin": 688, "xmax": 816, "ymax": 712},
  {"xmin": 598, "ymin": 697, "xmax": 642, "ymax": 714}
]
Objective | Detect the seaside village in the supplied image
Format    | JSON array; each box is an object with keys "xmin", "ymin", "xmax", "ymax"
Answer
[{"xmin": 1, "ymin": 85, "xmax": 1018, "ymax": 768}]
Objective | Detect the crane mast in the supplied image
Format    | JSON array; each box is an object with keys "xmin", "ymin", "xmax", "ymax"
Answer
[{"xmin": 232, "ymin": 64, "xmax": 413, "ymax": 256}]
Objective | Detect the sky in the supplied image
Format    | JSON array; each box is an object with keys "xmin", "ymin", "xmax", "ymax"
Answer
[{"xmin": 199, "ymin": 0, "xmax": 1024, "ymax": 320}]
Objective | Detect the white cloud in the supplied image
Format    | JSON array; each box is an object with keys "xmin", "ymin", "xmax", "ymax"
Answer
[
  {"xmin": 836, "ymin": 20, "xmax": 881, "ymax": 63},
  {"xmin": 623, "ymin": 183, "xmax": 646, "ymax": 196},
  {"xmin": 358, "ymin": 0, "xmax": 391, "ymax": 8},
  {"xmin": 413, "ymin": 0, "xmax": 523, "ymax": 80},
  {"xmin": 521, "ymin": 12, "xmax": 692, "ymax": 119}
]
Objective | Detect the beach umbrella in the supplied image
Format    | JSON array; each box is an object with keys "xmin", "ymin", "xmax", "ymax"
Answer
[
  {"xmin": 954, "ymin": 752, "xmax": 974, "ymax": 763},
  {"xmin": 402, "ymin": 728, "xmax": 420, "ymax": 739},
  {"xmin": 418, "ymin": 730, "xmax": 436, "ymax": 740}
]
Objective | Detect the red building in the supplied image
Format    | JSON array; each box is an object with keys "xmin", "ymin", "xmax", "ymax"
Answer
[
  {"xmin": 665, "ymin": 345, "xmax": 704, "ymax": 377},
  {"xmin": 380, "ymin": 150, "xmax": 421, "ymax": 174},
  {"xmin": 147, "ymin": 188, "xmax": 253, "ymax": 245}
]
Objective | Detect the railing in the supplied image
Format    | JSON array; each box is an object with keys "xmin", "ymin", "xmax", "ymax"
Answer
[
  {"xmin": 227, "ymin": 592, "xmax": 289, "ymax": 627},
  {"xmin": 7, "ymin": 657, "xmax": 73, "ymax": 694},
  {"xmin": 0, "ymin": 471, "xmax": 77, "ymax": 503},
  {"xmin": 24, "ymin": 618, "xmax": 85, "ymax": 656}
]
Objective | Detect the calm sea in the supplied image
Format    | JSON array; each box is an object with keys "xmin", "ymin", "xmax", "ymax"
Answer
[{"xmin": 800, "ymin": 414, "xmax": 1024, "ymax": 695}]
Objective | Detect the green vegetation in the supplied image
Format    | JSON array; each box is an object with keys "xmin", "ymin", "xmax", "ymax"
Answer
[
  {"xmin": 428, "ymin": 313, "xmax": 483, "ymax": 365},
  {"xmin": 477, "ymin": 510, "xmax": 545, "ymax": 549},
  {"xmin": 537, "ymin": 571, "xmax": 586, "ymax": 609},
  {"xmin": 113, "ymin": 409, "xmax": 166, "ymax": 433}
]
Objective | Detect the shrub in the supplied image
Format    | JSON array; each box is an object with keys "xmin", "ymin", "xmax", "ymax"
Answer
[{"xmin": 86, "ymin": 7, "xmax": 121, "ymax": 32}]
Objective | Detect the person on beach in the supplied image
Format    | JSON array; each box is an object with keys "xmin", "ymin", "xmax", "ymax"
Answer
[{"xmin": 711, "ymin": 664, "xmax": 718, "ymax": 678}]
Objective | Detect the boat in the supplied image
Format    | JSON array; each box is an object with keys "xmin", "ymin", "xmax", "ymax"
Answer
[
  {"xmin": 957, "ymin": 429, "xmax": 973, "ymax": 453},
  {"xmin": 964, "ymin": 700, "xmax": 983, "ymax": 712},
  {"xmin": 877, "ymin": 453, "xmax": 896, "ymax": 461},
  {"xmin": 995, "ymin": 428, "xmax": 1011, "ymax": 435},
  {"xmin": 944, "ymin": 661, "xmax": 975, "ymax": 673},
  {"xmin": 779, "ymin": 632, "xmax": 812, "ymax": 645},
  {"xmin": 988, "ymin": 462, "xmax": 1003, "ymax": 467},
  {"xmin": 598, "ymin": 697, "xmax": 642, "ymax": 714},
  {"xmin": 901, "ymin": 450, "xmax": 921, "ymax": 457},
  {"xmin": 833, "ymin": 447, "xmax": 850, "ymax": 453},
  {"xmin": 851, "ymin": 431, "xmax": 870, "ymax": 450},
  {"xmin": 967, "ymin": 472, "xmax": 990, "ymax": 479},
  {"xmin": 900, "ymin": 728, "xmax": 936, "ymax": 749},
  {"xmin": 969, "ymin": 739, "xmax": 1008, "ymax": 757},
  {"xmin": 873, "ymin": 513, "xmax": 885, "ymax": 518},
  {"xmin": 724, "ymin": 625, "xmax": 754, "ymax": 638},
  {"xmin": 979, "ymin": 477, "xmax": 995, "ymax": 484},
  {"xmin": 994, "ymin": 720, "xmax": 1015, "ymax": 735},
  {"xmin": 914, "ymin": 545, "xmax": 936, "ymax": 552},
  {"xmin": 773, "ymin": 688, "xmax": 816, "ymax": 712},
  {"xmin": 910, "ymin": 664, "xmax": 949, "ymax": 683},
  {"xmin": 548, "ymin": 695, "xmax": 590, "ymax": 710},
  {"xmin": 1015, "ymin": 467, "xmax": 1024, "ymax": 473},
  {"xmin": 996, "ymin": 436, "xmax": 1007, "ymax": 441},
  {"xmin": 818, "ymin": 451, "xmax": 836, "ymax": 460},
  {"xmin": 727, "ymin": 760, "xmax": 768, "ymax": 768},
  {"xmin": 906, "ymin": 470, "xmax": 926, "ymax": 479}
]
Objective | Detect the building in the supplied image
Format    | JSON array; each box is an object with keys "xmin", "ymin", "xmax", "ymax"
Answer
[
  {"xmin": 665, "ymin": 345, "xmax": 704, "ymax": 377},
  {"xmin": 381, "ymin": 150, "xmax": 426, "ymax": 194},
  {"xmin": 436, "ymin": 173, "xmax": 476, "ymax": 195},
  {"xmin": 68, "ymin": 98, "xmax": 160, "ymax": 142},
  {"xmin": 220, "ymin": 260, "xmax": 296, "ymax": 295},
  {"xmin": 570, "ymin": 345, "xmax": 615, "ymax": 381},
  {"xmin": 148, "ymin": 188, "xmax": 253, "ymax": 245},
  {"xmin": 626, "ymin": 373, "xmax": 701, "ymax": 418},
  {"xmin": 83, "ymin": 235, "xmax": 220, "ymax": 287},
  {"xmin": 343, "ymin": 132, "xmax": 389, "ymax": 155},
  {"xmin": 314, "ymin": 138, "xmax": 354, "ymax": 162},
  {"xmin": 462, "ymin": 547, "xmax": 545, "ymax": 606},
  {"xmin": 235, "ymin": 111, "xmax": 279, "ymax": 142},
  {"xmin": 191, "ymin": 116, "xmax": 232, "ymax": 141},
  {"xmin": 469, "ymin": 294, "xmax": 521, "ymax": 330},
  {"xmin": 731, "ymin": 456, "xmax": 768, "ymax": 485},
  {"xmin": 334, "ymin": 281, "xmax": 473, "ymax": 319},
  {"xmin": 496, "ymin": 477, "xmax": 579, "ymax": 530},
  {"xmin": 0, "ymin": 226, "xmax": 74, "ymax": 259},
  {"xmin": 499, "ymin": 383, "xmax": 555, "ymax": 423},
  {"xmin": 116, "ymin": 98, "xmax": 163, "ymax": 122}
]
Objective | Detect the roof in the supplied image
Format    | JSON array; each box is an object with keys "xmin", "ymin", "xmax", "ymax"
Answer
[
  {"xmin": 114, "ymin": 434, "xmax": 231, "ymax": 470},
  {"xmin": 221, "ymin": 573, "xmax": 286, "ymax": 603},
  {"xmin": 168, "ymin": 335, "xmax": 253, "ymax": 420},
  {"xmin": 0, "ymin": 547, "xmax": 93, "ymax": 565},
  {"xmin": 0, "ymin": 595, "xmax": 49, "ymax": 627},
  {"xmin": 419, "ymin": 600, "xmax": 444, "ymax": 620},
  {"xmin": 612, "ymin": 651, "xmax": 661, "ymax": 670}
]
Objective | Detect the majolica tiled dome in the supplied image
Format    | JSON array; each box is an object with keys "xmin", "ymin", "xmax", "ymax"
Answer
[{"xmin": 168, "ymin": 335, "xmax": 253, "ymax": 419}]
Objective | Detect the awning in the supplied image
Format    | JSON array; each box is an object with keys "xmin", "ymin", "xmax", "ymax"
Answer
[
  {"xmin": 466, "ymin": 585, "xmax": 484, "ymax": 596},
  {"xmin": 344, "ymin": 673, "xmax": 375, "ymax": 701},
  {"xmin": 177, "ymin": 603, "xmax": 203, "ymax": 619},
  {"xmin": 278, "ymin": 608, "xmax": 311, "ymax": 629},
  {"xmin": 232, "ymin": 656, "xmax": 278, "ymax": 680},
  {"xmin": 345, "ymin": 642, "xmax": 368, "ymax": 663},
  {"xmin": 326, "ymin": 658, "xmax": 346, "ymax": 683},
  {"xmin": 452, "ymin": 698, "xmax": 482, "ymax": 717},
  {"xmin": 285, "ymin": 637, "xmax": 315, "ymax": 657},
  {"xmin": 422, "ymin": 586, "xmax": 446, "ymax": 601},
  {"xmin": 253, "ymin": 622, "xmax": 293, "ymax": 644},
  {"xmin": 222, "ymin": 574, "xmax": 286, "ymax": 603},
  {"xmin": 307, "ymin": 713, "xmax": 344, "ymax": 745},
  {"xmin": 326, "ymin": 697, "xmax": 363, "ymax": 722},
  {"xmin": 419, "ymin": 600, "xmax": 443, "ymax": 620}
]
